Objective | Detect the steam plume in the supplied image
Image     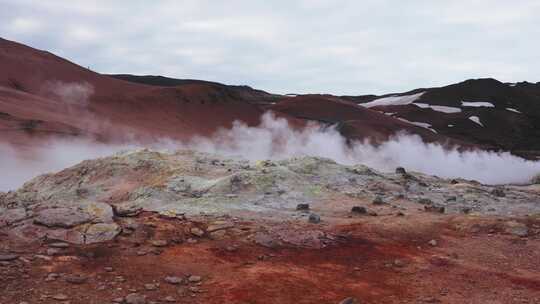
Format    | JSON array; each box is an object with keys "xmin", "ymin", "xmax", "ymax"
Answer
[{"xmin": 1, "ymin": 112, "xmax": 539, "ymax": 191}]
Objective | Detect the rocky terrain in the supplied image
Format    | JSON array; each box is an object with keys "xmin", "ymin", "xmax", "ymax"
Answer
[{"xmin": 1, "ymin": 150, "xmax": 540, "ymax": 303}]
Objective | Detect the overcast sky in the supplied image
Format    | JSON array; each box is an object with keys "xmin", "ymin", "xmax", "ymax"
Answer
[{"xmin": 1, "ymin": 0, "xmax": 538, "ymax": 95}]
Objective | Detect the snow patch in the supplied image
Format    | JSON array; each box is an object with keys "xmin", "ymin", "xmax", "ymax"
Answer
[
  {"xmin": 397, "ymin": 117, "xmax": 437, "ymax": 133},
  {"xmin": 461, "ymin": 101, "xmax": 495, "ymax": 108},
  {"xmin": 414, "ymin": 103, "xmax": 462, "ymax": 113},
  {"xmin": 506, "ymin": 108, "xmax": 521, "ymax": 114},
  {"xmin": 469, "ymin": 116, "xmax": 483, "ymax": 126},
  {"xmin": 362, "ymin": 92, "xmax": 424, "ymax": 108}
]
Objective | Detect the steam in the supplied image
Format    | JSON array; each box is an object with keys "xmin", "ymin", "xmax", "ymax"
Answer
[
  {"xmin": 46, "ymin": 81, "xmax": 94, "ymax": 105},
  {"xmin": 1, "ymin": 112, "xmax": 539, "ymax": 191}
]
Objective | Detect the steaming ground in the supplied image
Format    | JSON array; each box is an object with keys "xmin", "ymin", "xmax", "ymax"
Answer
[{"xmin": 1, "ymin": 113, "xmax": 540, "ymax": 191}]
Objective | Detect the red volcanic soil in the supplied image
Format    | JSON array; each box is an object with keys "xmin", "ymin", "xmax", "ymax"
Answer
[
  {"xmin": 2, "ymin": 213, "xmax": 539, "ymax": 304},
  {"xmin": 0, "ymin": 38, "xmax": 274, "ymax": 146}
]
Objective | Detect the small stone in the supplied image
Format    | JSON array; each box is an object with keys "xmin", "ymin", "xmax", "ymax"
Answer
[
  {"xmin": 424, "ymin": 205, "xmax": 445, "ymax": 214},
  {"xmin": 48, "ymin": 242, "xmax": 70, "ymax": 248},
  {"xmin": 188, "ymin": 275, "xmax": 202, "ymax": 283},
  {"xmin": 0, "ymin": 254, "xmax": 19, "ymax": 261},
  {"xmin": 104, "ymin": 266, "xmax": 114, "ymax": 272},
  {"xmin": 52, "ymin": 294, "xmax": 69, "ymax": 301},
  {"xmin": 418, "ymin": 198, "xmax": 433, "ymax": 205},
  {"xmin": 339, "ymin": 297, "xmax": 358, "ymax": 304},
  {"xmin": 505, "ymin": 221, "xmax": 529, "ymax": 237},
  {"xmin": 190, "ymin": 227, "xmax": 205, "ymax": 237},
  {"xmin": 225, "ymin": 246, "xmax": 237, "ymax": 252},
  {"xmin": 308, "ymin": 213, "xmax": 321, "ymax": 223},
  {"xmin": 491, "ymin": 188, "xmax": 506, "ymax": 197},
  {"xmin": 151, "ymin": 240, "xmax": 168, "ymax": 247},
  {"xmin": 372, "ymin": 196, "xmax": 385, "ymax": 205},
  {"xmin": 65, "ymin": 274, "xmax": 88, "ymax": 284},
  {"xmin": 45, "ymin": 272, "xmax": 59, "ymax": 281},
  {"xmin": 428, "ymin": 239, "xmax": 438, "ymax": 247},
  {"xmin": 144, "ymin": 283, "xmax": 158, "ymax": 291},
  {"xmin": 136, "ymin": 250, "xmax": 147, "ymax": 256},
  {"xmin": 351, "ymin": 206, "xmax": 367, "ymax": 214},
  {"xmin": 125, "ymin": 293, "xmax": 146, "ymax": 304},
  {"xmin": 47, "ymin": 248, "xmax": 61, "ymax": 256},
  {"xmin": 112, "ymin": 297, "xmax": 124, "ymax": 303},
  {"xmin": 164, "ymin": 296, "xmax": 176, "ymax": 302},
  {"xmin": 393, "ymin": 259, "xmax": 406, "ymax": 267},
  {"xmin": 296, "ymin": 203, "xmax": 310, "ymax": 211},
  {"xmin": 165, "ymin": 276, "xmax": 183, "ymax": 285},
  {"xmin": 207, "ymin": 230, "xmax": 226, "ymax": 240}
]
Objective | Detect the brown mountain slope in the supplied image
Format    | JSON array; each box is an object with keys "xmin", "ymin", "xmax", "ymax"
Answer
[{"xmin": 0, "ymin": 37, "xmax": 270, "ymax": 145}]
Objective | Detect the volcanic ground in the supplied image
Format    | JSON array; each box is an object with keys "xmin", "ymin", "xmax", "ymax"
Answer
[{"xmin": 1, "ymin": 150, "xmax": 540, "ymax": 304}]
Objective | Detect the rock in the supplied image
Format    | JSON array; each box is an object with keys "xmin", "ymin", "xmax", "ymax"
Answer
[
  {"xmin": 48, "ymin": 242, "xmax": 70, "ymax": 248},
  {"xmin": 505, "ymin": 221, "xmax": 529, "ymax": 237},
  {"xmin": 125, "ymin": 293, "xmax": 146, "ymax": 304},
  {"xmin": 339, "ymin": 297, "xmax": 358, "ymax": 304},
  {"xmin": 351, "ymin": 206, "xmax": 367, "ymax": 214},
  {"xmin": 208, "ymin": 230, "xmax": 227, "ymax": 240},
  {"xmin": 65, "ymin": 274, "xmax": 88, "ymax": 284},
  {"xmin": 395, "ymin": 167, "xmax": 406, "ymax": 175},
  {"xmin": 0, "ymin": 208, "xmax": 27, "ymax": 226},
  {"xmin": 188, "ymin": 275, "xmax": 202, "ymax": 283},
  {"xmin": 428, "ymin": 239, "xmax": 438, "ymax": 247},
  {"xmin": 164, "ymin": 296, "xmax": 176, "ymax": 302},
  {"xmin": 85, "ymin": 223, "xmax": 121, "ymax": 244},
  {"xmin": 308, "ymin": 213, "xmax": 321, "ymax": 223},
  {"xmin": 112, "ymin": 203, "xmax": 143, "ymax": 217},
  {"xmin": 206, "ymin": 222, "xmax": 234, "ymax": 232},
  {"xmin": 296, "ymin": 203, "xmax": 310, "ymax": 211},
  {"xmin": 393, "ymin": 259, "xmax": 406, "ymax": 267},
  {"xmin": 45, "ymin": 272, "xmax": 59, "ymax": 281},
  {"xmin": 151, "ymin": 240, "xmax": 168, "ymax": 247},
  {"xmin": 531, "ymin": 173, "xmax": 540, "ymax": 184},
  {"xmin": 112, "ymin": 298, "xmax": 124, "ymax": 303},
  {"xmin": 104, "ymin": 266, "xmax": 114, "ymax": 272},
  {"xmin": 372, "ymin": 196, "xmax": 385, "ymax": 205},
  {"xmin": 424, "ymin": 205, "xmax": 445, "ymax": 214},
  {"xmin": 34, "ymin": 207, "xmax": 92, "ymax": 228},
  {"xmin": 418, "ymin": 198, "xmax": 433, "ymax": 205},
  {"xmin": 47, "ymin": 248, "xmax": 62, "ymax": 256},
  {"xmin": 144, "ymin": 283, "xmax": 158, "ymax": 290},
  {"xmin": 0, "ymin": 254, "xmax": 19, "ymax": 261},
  {"xmin": 190, "ymin": 227, "xmax": 205, "ymax": 237},
  {"xmin": 164, "ymin": 276, "xmax": 184, "ymax": 285},
  {"xmin": 52, "ymin": 294, "xmax": 69, "ymax": 301},
  {"xmin": 490, "ymin": 187, "xmax": 506, "ymax": 197}
]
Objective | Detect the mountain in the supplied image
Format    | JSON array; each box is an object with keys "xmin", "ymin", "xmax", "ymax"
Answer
[
  {"xmin": 0, "ymin": 38, "xmax": 269, "ymax": 147},
  {"xmin": 344, "ymin": 79, "xmax": 540, "ymax": 158},
  {"xmin": 1, "ymin": 37, "xmax": 539, "ymax": 158}
]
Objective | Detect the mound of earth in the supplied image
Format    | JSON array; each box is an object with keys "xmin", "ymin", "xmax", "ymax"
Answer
[{"xmin": 1, "ymin": 150, "xmax": 540, "ymax": 303}]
